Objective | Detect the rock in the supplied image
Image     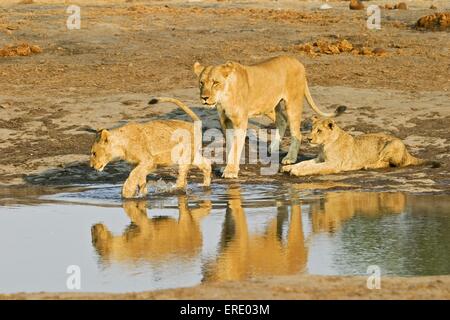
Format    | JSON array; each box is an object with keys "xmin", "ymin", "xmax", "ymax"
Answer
[
  {"xmin": 349, "ymin": 0, "xmax": 364, "ymax": 10},
  {"xmin": 337, "ymin": 39, "xmax": 353, "ymax": 52},
  {"xmin": 361, "ymin": 47, "xmax": 373, "ymax": 56},
  {"xmin": 328, "ymin": 44, "xmax": 340, "ymax": 54},
  {"xmin": 0, "ymin": 43, "xmax": 43, "ymax": 57},
  {"xmin": 395, "ymin": 2, "xmax": 408, "ymax": 10},
  {"xmin": 372, "ymin": 48, "xmax": 388, "ymax": 56},
  {"xmin": 299, "ymin": 43, "xmax": 315, "ymax": 55},
  {"xmin": 430, "ymin": 5, "xmax": 437, "ymax": 10},
  {"xmin": 320, "ymin": 4, "xmax": 332, "ymax": 10},
  {"xmin": 416, "ymin": 12, "xmax": 450, "ymax": 30},
  {"xmin": 30, "ymin": 45, "xmax": 42, "ymax": 54}
]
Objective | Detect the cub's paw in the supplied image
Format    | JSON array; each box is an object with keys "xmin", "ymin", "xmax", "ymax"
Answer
[
  {"xmin": 288, "ymin": 166, "xmax": 304, "ymax": 176},
  {"xmin": 281, "ymin": 165, "xmax": 294, "ymax": 173},
  {"xmin": 201, "ymin": 177, "xmax": 211, "ymax": 187}
]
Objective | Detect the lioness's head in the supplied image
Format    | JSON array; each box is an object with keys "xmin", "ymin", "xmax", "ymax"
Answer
[
  {"xmin": 307, "ymin": 117, "xmax": 340, "ymax": 145},
  {"xmin": 193, "ymin": 61, "xmax": 235, "ymax": 107},
  {"xmin": 90, "ymin": 129, "xmax": 113, "ymax": 171}
]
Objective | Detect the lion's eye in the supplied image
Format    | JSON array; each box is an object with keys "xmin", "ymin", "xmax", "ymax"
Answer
[
  {"xmin": 92, "ymin": 152, "xmax": 96, "ymax": 157},
  {"xmin": 213, "ymin": 81, "xmax": 219, "ymax": 86},
  {"xmin": 317, "ymin": 129, "xmax": 322, "ymax": 134}
]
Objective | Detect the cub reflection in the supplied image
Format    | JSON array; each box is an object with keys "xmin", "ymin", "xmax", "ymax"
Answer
[
  {"xmin": 204, "ymin": 187, "xmax": 307, "ymax": 282},
  {"xmin": 310, "ymin": 192, "xmax": 406, "ymax": 233},
  {"xmin": 91, "ymin": 196, "xmax": 211, "ymax": 265}
]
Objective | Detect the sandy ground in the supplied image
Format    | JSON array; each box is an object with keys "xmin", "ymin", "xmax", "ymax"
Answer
[
  {"xmin": 2, "ymin": 274, "xmax": 449, "ymax": 300},
  {"xmin": 0, "ymin": 0, "xmax": 449, "ymax": 299}
]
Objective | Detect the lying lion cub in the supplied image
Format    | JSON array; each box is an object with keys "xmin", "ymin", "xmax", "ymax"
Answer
[
  {"xmin": 90, "ymin": 97, "xmax": 211, "ymax": 198},
  {"xmin": 282, "ymin": 117, "xmax": 439, "ymax": 176}
]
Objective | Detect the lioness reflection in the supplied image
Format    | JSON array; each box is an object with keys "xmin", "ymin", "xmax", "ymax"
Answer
[
  {"xmin": 203, "ymin": 186, "xmax": 308, "ymax": 282},
  {"xmin": 91, "ymin": 196, "xmax": 211, "ymax": 265},
  {"xmin": 309, "ymin": 191, "xmax": 406, "ymax": 233},
  {"xmin": 90, "ymin": 187, "xmax": 407, "ymax": 280}
]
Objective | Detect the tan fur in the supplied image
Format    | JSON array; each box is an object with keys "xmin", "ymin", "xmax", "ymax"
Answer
[
  {"xmin": 91, "ymin": 197, "xmax": 211, "ymax": 263},
  {"xmin": 193, "ymin": 55, "xmax": 344, "ymax": 178},
  {"xmin": 90, "ymin": 98, "xmax": 211, "ymax": 198},
  {"xmin": 282, "ymin": 117, "xmax": 430, "ymax": 176}
]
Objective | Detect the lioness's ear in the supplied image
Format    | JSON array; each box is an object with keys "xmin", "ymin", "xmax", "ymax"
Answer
[
  {"xmin": 193, "ymin": 62, "xmax": 204, "ymax": 77},
  {"xmin": 221, "ymin": 62, "xmax": 235, "ymax": 78}
]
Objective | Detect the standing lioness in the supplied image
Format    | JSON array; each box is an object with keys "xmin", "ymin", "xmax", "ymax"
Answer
[
  {"xmin": 282, "ymin": 117, "xmax": 439, "ymax": 176},
  {"xmin": 194, "ymin": 55, "xmax": 345, "ymax": 178}
]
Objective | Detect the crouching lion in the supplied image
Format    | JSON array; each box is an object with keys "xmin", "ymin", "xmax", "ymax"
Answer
[
  {"xmin": 89, "ymin": 97, "xmax": 211, "ymax": 198},
  {"xmin": 282, "ymin": 117, "xmax": 439, "ymax": 176}
]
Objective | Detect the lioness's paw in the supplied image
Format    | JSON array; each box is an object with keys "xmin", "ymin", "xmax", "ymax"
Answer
[
  {"xmin": 222, "ymin": 166, "xmax": 239, "ymax": 179},
  {"xmin": 201, "ymin": 178, "xmax": 211, "ymax": 187},
  {"xmin": 281, "ymin": 156, "xmax": 296, "ymax": 165}
]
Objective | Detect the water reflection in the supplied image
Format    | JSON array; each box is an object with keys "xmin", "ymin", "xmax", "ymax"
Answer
[
  {"xmin": 310, "ymin": 192, "xmax": 406, "ymax": 233},
  {"xmin": 203, "ymin": 186, "xmax": 307, "ymax": 281},
  {"xmin": 91, "ymin": 196, "xmax": 211, "ymax": 265},
  {"xmin": 86, "ymin": 185, "xmax": 450, "ymax": 285}
]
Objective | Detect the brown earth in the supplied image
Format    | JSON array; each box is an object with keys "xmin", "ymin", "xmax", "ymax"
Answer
[{"xmin": 0, "ymin": 0, "xmax": 449, "ymax": 299}]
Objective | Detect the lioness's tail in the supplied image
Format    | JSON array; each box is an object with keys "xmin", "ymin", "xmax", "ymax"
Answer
[
  {"xmin": 304, "ymin": 79, "xmax": 347, "ymax": 117},
  {"xmin": 148, "ymin": 97, "xmax": 200, "ymax": 122}
]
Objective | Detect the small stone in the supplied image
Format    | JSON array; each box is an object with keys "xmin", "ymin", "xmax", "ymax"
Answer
[
  {"xmin": 349, "ymin": 0, "xmax": 364, "ymax": 10},
  {"xmin": 373, "ymin": 48, "xmax": 388, "ymax": 56},
  {"xmin": 395, "ymin": 2, "xmax": 408, "ymax": 10}
]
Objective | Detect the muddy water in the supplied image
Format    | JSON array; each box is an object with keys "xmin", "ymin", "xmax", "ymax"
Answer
[{"xmin": 0, "ymin": 183, "xmax": 449, "ymax": 293}]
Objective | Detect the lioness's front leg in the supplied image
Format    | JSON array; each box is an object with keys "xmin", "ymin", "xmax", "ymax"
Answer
[
  {"xmin": 218, "ymin": 109, "xmax": 234, "ymax": 158},
  {"xmin": 223, "ymin": 119, "xmax": 248, "ymax": 178}
]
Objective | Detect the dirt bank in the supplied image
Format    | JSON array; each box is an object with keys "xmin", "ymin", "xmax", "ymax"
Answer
[{"xmin": 2, "ymin": 274, "xmax": 449, "ymax": 300}]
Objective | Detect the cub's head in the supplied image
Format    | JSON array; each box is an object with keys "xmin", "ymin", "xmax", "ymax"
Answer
[
  {"xmin": 90, "ymin": 129, "xmax": 113, "ymax": 171},
  {"xmin": 307, "ymin": 117, "xmax": 340, "ymax": 145},
  {"xmin": 193, "ymin": 61, "xmax": 235, "ymax": 107}
]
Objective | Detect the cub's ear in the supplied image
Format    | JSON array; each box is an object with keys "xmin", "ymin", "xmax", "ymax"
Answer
[
  {"xmin": 98, "ymin": 129, "xmax": 110, "ymax": 142},
  {"xmin": 193, "ymin": 62, "xmax": 204, "ymax": 77},
  {"xmin": 324, "ymin": 119, "xmax": 336, "ymax": 130},
  {"xmin": 301, "ymin": 119, "xmax": 313, "ymax": 132}
]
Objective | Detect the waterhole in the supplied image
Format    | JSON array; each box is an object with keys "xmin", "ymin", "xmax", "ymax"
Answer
[{"xmin": 0, "ymin": 183, "xmax": 449, "ymax": 293}]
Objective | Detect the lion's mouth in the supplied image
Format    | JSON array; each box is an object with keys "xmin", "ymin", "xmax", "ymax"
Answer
[
  {"xmin": 202, "ymin": 101, "xmax": 217, "ymax": 108},
  {"xmin": 95, "ymin": 164, "xmax": 106, "ymax": 172}
]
